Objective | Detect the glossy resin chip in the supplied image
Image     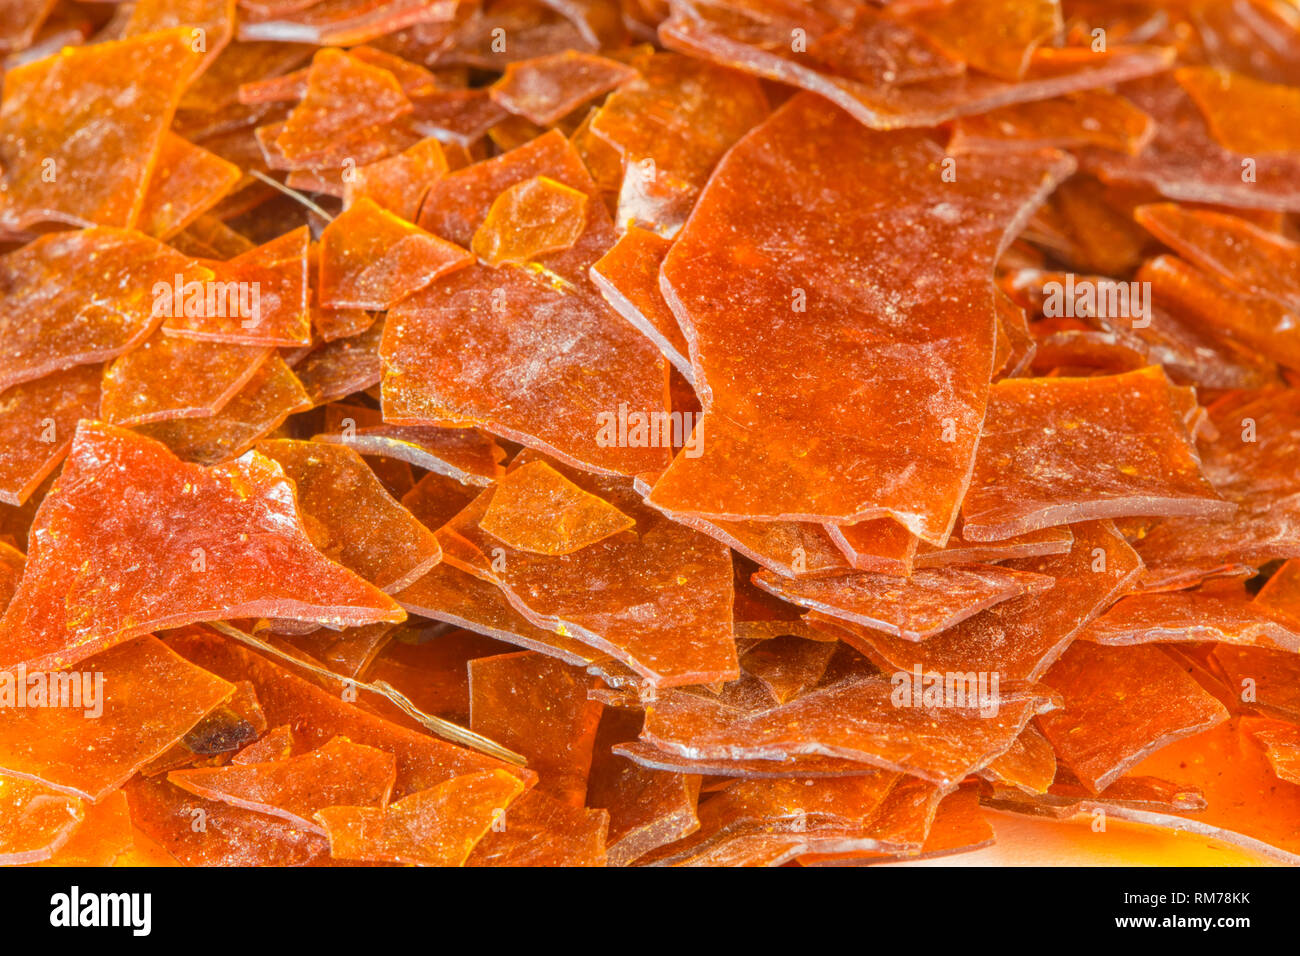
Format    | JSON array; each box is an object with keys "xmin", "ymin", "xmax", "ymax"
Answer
[
  {"xmin": 470, "ymin": 175, "xmax": 588, "ymax": 266},
  {"xmin": 491, "ymin": 51, "xmax": 635, "ymax": 126},
  {"xmin": 479, "ymin": 459, "xmax": 634, "ymax": 556},
  {"xmin": 0, "ymin": 423, "xmax": 402, "ymax": 671}
]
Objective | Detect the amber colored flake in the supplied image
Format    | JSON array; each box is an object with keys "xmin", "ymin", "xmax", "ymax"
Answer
[
  {"xmin": 1080, "ymin": 588, "xmax": 1300, "ymax": 653},
  {"xmin": 394, "ymin": 560, "xmax": 605, "ymax": 668},
  {"xmin": 30, "ymin": 790, "xmax": 132, "ymax": 867},
  {"xmin": 739, "ymin": 635, "xmax": 838, "ymax": 706},
  {"xmin": 387, "ymin": 135, "xmax": 671, "ymax": 477},
  {"xmin": 101, "ymin": 332, "xmax": 271, "ymax": 426},
  {"xmin": 1135, "ymin": 203, "xmax": 1300, "ymax": 313},
  {"xmin": 124, "ymin": 0, "xmax": 236, "ymax": 75},
  {"xmin": 642, "ymin": 772, "xmax": 905, "ymax": 867},
  {"xmin": 754, "ymin": 564, "xmax": 1054, "ymax": 642},
  {"xmin": 345, "ymin": 137, "xmax": 449, "ymax": 224},
  {"xmin": 1242, "ymin": 717, "xmax": 1300, "ymax": 785},
  {"xmin": 960, "ymin": 367, "xmax": 1230, "ymax": 541},
  {"xmin": 316, "ymin": 424, "xmax": 505, "ymax": 487},
  {"xmin": 294, "ymin": 320, "xmax": 385, "ymax": 406},
  {"xmin": 1082, "ymin": 74, "xmax": 1300, "ymax": 211},
  {"xmin": 173, "ymin": 213, "xmax": 257, "ymax": 261},
  {"xmin": 1176, "ymin": 67, "xmax": 1300, "ymax": 155},
  {"xmin": 134, "ymin": 355, "xmax": 311, "ymax": 466},
  {"xmin": 646, "ymin": 93, "xmax": 1073, "ymax": 543},
  {"xmin": 286, "ymin": 621, "xmax": 396, "ymax": 680},
  {"xmin": 169, "ymin": 735, "xmax": 396, "ymax": 832},
  {"xmin": 950, "ymin": 90, "xmax": 1153, "ymax": 155},
  {"xmin": 660, "ymin": 3, "xmax": 1171, "ymax": 133},
  {"xmin": 166, "ymin": 626, "xmax": 532, "ymax": 795},
  {"xmin": 440, "ymin": 459, "xmax": 737, "ymax": 688},
  {"xmin": 640, "ymin": 667, "xmax": 1053, "ymax": 788},
  {"xmin": 0, "ymin": 229, "xmax": 211, "ymax": 393},
  {"xmin": 234, "ymin": 724, "xmax": 297, "ymax": 765},
  {"xmin": 480, "ymin": 459, "xmax": 634, "ymax": 556},
  {"xmin": 1131, "ymin": 388, "xmax": 1300, "ymax": 584},
  {"xmin": 469, "ymin": 651, "xmax": 601, "ymax": 806},
  {"xmin": 1213, "ymin": 645, "xmax": 1300, "ymax": 723},
  {"xmin": 0, "ymin": 423, "xmax": 402, "ymax": 671},
  {"xmin": 0, "ymin": 0, "xmax": 57, "ymax": 54},
  {"xmin": 471, "ymin": 175, "xmax": 588, "ymax": 266},
  {"xmin": 466, "ymin": 789, "xmax": 608, "ymax": 866},
  {"xmin": 491, "ymin": 50, "xmax": 635, "ymax": 126},
  {"xmin": 586, "ymin": 708, "xmax": 701, "ymax": 865},
  {"xmin": 0, "ymin": 542, "xmax": 23, "ymax": 614},
  {"xmin": 823, "ymin": 519, "xmax": 919, "ymax": 577},
  {"xmin": 126, "ymin": 774, "xmax": 330, "ymax": 866},
  {"xmin": 0, "ymin": 364, "xmax": 100, "ymax": 506},
  {"xmin": 915, "ymin": 523, "xmax": 1074, "ymax": 569},
  {"xmin": 0, "ymin": 30, "xmax": 201, "ymax": 229},
  {"xmin": 828, "ymin": 521, "xmax": 1141, "ymax": 684},
  {"xmin": 163, "ymin": 227, "xmax": 311, "ymax": 347},
  {"xmin": 1122, "ymin": 719, "xmax": 1300, "ymax": 864},
  {"xmin": 588, "ymin": 52, "xmax": 768, "ymax": 236},
  {"xmin": 590, "ymin": 225, "xmax": 692, "ymax": 380},
  {"xmin": 979, "ymin": 724, "xmax": 1057, "ymax": 794},
  {"xmin": 319, "ymin": 197, "xmax": 472, "ymax": 311},
  {"xmin": 137, "ymin": 133, "xmax": 242, "ymax": 241},
  {"xmin": 257, "ymin": 439, "xmax": 441, "ymax": 593},
  {"xmin": 1038, "ymin": 641, "xmax": 1228, "ymax": 793},
  {"xmin": 0, "ymin": 636, "xmax": 233, "ymax": 801},
  {"xmin": 363, "ymin": 626, "xmax": 510, "ymax": 724},
  {"xmin": 0, "ymin": 773, "xmax": 83, "ymax": 865},
  {"xmin": 316, "ymin": 769, "xmax": 526, "ymax": 865},
  {"xmin": 275, "ymin": 48, "xmax": 413, "ymax": 167},
  {"xmin": 905, "ymin": 0, "xmax": 1062, "ymax": 82},
  {"xmin": 611, "ymin": 741, "xmax": 874, "ymax": 780}
]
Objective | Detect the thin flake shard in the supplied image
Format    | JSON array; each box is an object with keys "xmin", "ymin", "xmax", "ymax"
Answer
[
  {"xmin": 257, "ymin": 439, "xmax": 442, "ymax": 593},
  {"xmin": 479, "ymin": 459, "xmax": 634, "ymax": 556},
  {"xmin": 960, "ymin": 367, "xmax": 1232, "ymax": 542},
  {"xmin": 315, "ymin": 769, "xmax": 526, "ymax": 866},
  {"xmin": 753, "ymin": 565, "xmax": 1055, "ymax": 641},
  {"xmin": 0, "ymin": 422, "xmax": 402, "ymax": 671},
  {"xmin": 491, "ymin": 51, "xmax": 635, "ymax": 125},
  {"xmin": 646, "ymin": 93, "xmax": 1074, "ymax": 543},
  {"xmin": 0, "ymin": 364, "xmax": 101, "ymax": 506},
  {"xmin": 470, "ymin": 175, "xmax": 588, "ymax": 266}
]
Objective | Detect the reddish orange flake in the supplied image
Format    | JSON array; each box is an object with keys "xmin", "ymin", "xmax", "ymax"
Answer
[
  {"xmin": 0, "ymin": 364, "xmax": 100, "ymax": 506},
  {"xmin": 137, "ymin": 133, "xmax": 242, "ymax": 241},
  {"xmin": 491, "ymin": 50, "xmax": 635, "ymax": 125},
  {"xmin": 470, "ymin": 175, "xmax": 588, "ymax": 266},
  {"xmin": 0, "ymin": 423, "xmax": 402, "ymax": 671},
  {"xmin": 479, "ymin": 459, "xmax": 634, "ymax": 556}
]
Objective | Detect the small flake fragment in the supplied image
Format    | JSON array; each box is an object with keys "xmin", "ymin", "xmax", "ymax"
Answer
[
  {"xmin": 491, "ymin": 51, "xmax": 635, "ymax": 125},
  {"xmin": 479, "ymin": 459, "xmax": 634, "ymax": 555},
  {"xmin": 0, "ymin": 773, "xmax": 83, "ymax": 865},
  {"xmin": 0, "ymin": 364, "xmax": 100, "ymax": 506},
  {"xmin": 470, "ymin": 175, "xmax": 588, "ymax": 266},
  {"xmin": 316, "ymin": 769, "xmax": 526, "ymax": 865},
  {"xmin": 137, "ymin": 133, "xmax": 242, "ymax": 241},
  {"xmin": 1176, "ymin": 67, "xmax": 1300, "ymax": 155},
  {"xmin": 466, "ymin": 789, "xmax": 608, "ymax": 866}
]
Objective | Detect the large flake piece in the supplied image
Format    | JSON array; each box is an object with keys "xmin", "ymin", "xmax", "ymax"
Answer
[
  {"xmin": 827, "ymin": 521, "xmax": 1141, "ymax": 684},
  {"xmin": 1081, "ymin": 589, "xmax": 1300, "ymax": 653},
  {"xmin": 646, "ymin": 93, "xmax": 1073, "ymax": 543},
  {"xmin": 0, "ymin": 365, "xmax": 100, "ymax": 506},
  {"xmin": 491, "ymin": 51, "xmax": 635, "ymax": 125},
  {"xmin": 316, "ymin": 769, "xmax": 525, "ymax": 865},
  {"xmin": 469, "ymin": 651, "xmax": 601, "ymax": 806},
  {"xmin": 388, "ymin": 132, "xmax": 672, "ymax": 477},
  {"xmin": 319, "ymin": 197, "xmax": 472, "ymax": 310},
  {"xmin": 960, "ymin": 367, "xmax": 1230, "ymax": 541},
  {"xmin": 168, "ymin": 736, "xmax": 396, "ymax": 831},
  {"xmin": 0, "ymin": 229, "xmax": 210, "ymax": 393},
  {"xmin": 163, "ymin": 227, "xmax": 311, "ymax": 347},
  {"xmin": 257, "ymin": 439, "xmax": 442, "ymax": 593},
  {"xmin": 660, "ymin": 2, "xmax": 1171, "ymax": 133},
  {"xmin": 440, "ymin": 458, "xmax": 737, "ymax": 688},
  {"xmin": 124, "ymin": 0, "xmax": 236, "ymax": 76},
  {"xmin": 0, "ymin": 636, "xmax": 232, "ymax": 801},
  {"xmin": 479, "ymin": 459, "xmax": 634, "ymax": 556},
  {"xmin": 949, "ymin": 90, "xmax": 1153, "ymax": 154},
  {"xmin": 0, "ymin": 30, "xmax": 200, "ymax": 229},
  {"xmin": 1038, "ymin": 641, "xmax": 1229, "ymax": 792},
  {"xmin": 0, "ymin": 423, "xmax": 401, "ymax": 671},
  {"xmin": 754, "ymin": 565, "xmax": 1054, "ymax": 641},
  {"xmin": 905, "ymin": 0, "xmax": 1062, "ymax": 82}
]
